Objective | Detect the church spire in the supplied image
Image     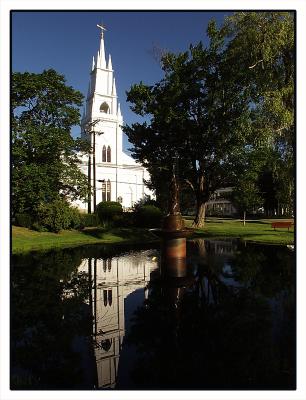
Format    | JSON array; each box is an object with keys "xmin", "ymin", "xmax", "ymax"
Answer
[
  {"xmin": 108, "ymin": 54, "xmax": 112, "ymax": 70},
  {"xmin": 96, "ymin": 23, "xmax": 107, "ymax": 69},
  {"xmin": 118, "ymin": 102, "xmax": 122, "ymax": 117},
  {"xmin": 112, "ymin": 77, "xmax": 117, "ymax": 96}
]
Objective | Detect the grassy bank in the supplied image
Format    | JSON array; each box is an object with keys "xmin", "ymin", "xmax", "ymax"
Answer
[
  {"xmin": 186, "ymin": 218, "xmax": 294, "ymax": 245},
  {"xmin": 12, "ymin": 218, "xmax": 294, "ymax": 254},
  {"xmin": 12, "ymin": 226, "xmax": 159, "ymax": 254}
]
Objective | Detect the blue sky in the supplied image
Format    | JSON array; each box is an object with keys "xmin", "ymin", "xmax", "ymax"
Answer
[{"xmin": 12, "ymin": 11, "xmax": 229, "ymax": 152}]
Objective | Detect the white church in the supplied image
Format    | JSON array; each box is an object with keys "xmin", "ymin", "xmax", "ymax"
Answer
[{"xmin": 74, "ymin": 24, "xmax": 152, "ymax": 212}]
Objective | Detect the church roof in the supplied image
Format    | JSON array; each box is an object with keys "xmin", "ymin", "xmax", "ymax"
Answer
[{"xmin": 121, "ymin": 151, "xmax": 140, "ymax": 166}]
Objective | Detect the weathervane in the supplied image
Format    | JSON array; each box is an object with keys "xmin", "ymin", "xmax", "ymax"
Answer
[{"xmin": 97, "ymin": 22, "xmax": 107, "ymax": 38}]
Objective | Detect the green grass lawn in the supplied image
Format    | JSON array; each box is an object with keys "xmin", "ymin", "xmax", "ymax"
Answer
[
  {"xmin": 12, "ymin": 218, "xmax": 294, "ymax": 254},
  {"xmin": 12, "ymin": 226, "xmax": 159, "ymax": 254},
  {"xmin": 185, "ymin": 217, "xmax": 294, "ymax": 245}
]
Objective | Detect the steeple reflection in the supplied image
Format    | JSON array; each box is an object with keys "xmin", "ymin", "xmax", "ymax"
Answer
[{"xmin": 78, "ymin": 250, "xmax": 158, "ymax": 389}]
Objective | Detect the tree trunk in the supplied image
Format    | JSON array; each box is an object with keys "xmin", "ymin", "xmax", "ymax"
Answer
[
  {"xmin": 243, "ymin": 210, "xmax": 246, "ymax": 226},
  {"xmin": 192, "ymin": 201, "xmax": 206, "ymax": 228}
]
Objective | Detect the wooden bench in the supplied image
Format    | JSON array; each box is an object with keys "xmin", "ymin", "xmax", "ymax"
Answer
[{"xmin": 271, "ymin": 221, "xmax": 293, "ymax": 231}]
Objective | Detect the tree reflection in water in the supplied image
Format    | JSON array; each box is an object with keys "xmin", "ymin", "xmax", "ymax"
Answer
[
  {"xmin": 11, "ymin": 241, "xmax": 295, "ymax": 390},
  {"xmin": 11, "ymin": 248, "xmax": 94, "ymax": 389},
  {"xmin": 125, "ymin": 240, "xmax": 295, "ymax": 390}
]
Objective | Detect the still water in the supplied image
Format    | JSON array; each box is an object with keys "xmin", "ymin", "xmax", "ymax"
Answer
[{"xmin": 11, "ymin": 239, "xmax": 295, "ymax": 390}]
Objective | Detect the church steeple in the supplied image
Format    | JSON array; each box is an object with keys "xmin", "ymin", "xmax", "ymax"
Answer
[
  {"xmin": 83, "ymin": 23, "xmax": 123, "ymax": 138},
  {"xmin": 77, "ymin": 23, "xmax": 149, "ymax": 214},
  {"xmin": 96, "ymin": 23, "xmax": 107, "ymax": 69},
  {"xmin": 85, "ymin": 23, "xmax": 120, "ymax": 113}
]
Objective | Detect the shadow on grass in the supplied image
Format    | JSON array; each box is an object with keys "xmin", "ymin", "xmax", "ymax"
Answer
[
  {"xmin": 191, "ymin": 229, "xmax": 294, "ymax": 244},
  {"xmin": 242, "ymin": 220, "xmax": 270, "ymax": 225},
  {"xmin": 81, "ymin": 227, "xmax": 159, "ymax": 243},
  {"xmin": 204, "ymin": 220, "xmax": 225, "ymax": 224},
  {"xmin": 81, "ymin": 227, "xmax": 107, "ymax": 238}
]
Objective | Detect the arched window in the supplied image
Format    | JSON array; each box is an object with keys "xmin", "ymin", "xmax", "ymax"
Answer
[
  {"xmin": 101, "ymin": 339, "xmax": 112, "ymax": 352},
  {"xmin": 103, "ymin": 290, "xmax": 108, "ymax": 307},
  {"xmin": 108, "ymin": 290, "xmax": 112, "ymax": 306},
  {"xmin": 100, "ymin": 102, "xmax": 109, "ymax": 113},
  {"xmin": 107, "ymin": 146, "xmax": 111, "ymax": 162},
  {"xmin": 102, "ymin": 145, "xmax": 106, "ymax": 162},
  {"xmin": 107, "ymin": 179, "xmax": 111, "ymax": 201},
  {"xmin": 102, "ymin": 180, "xmax": 106, "ymax": 202},
  {"xmin": 107, "ymin": 259, "xmax": 112, "ymax": 271},
  {"xmin": 103, "ymin": 259, "xmax": 107, "ymax": 273}
]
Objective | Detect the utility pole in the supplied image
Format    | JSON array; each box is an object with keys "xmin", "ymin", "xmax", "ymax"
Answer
[
  {"xmin": 84, "ymin": 119, "xmax": 103, "ymax": 213},
  {"xmin": 88, "ymin": 147, "xmax": 92, "ymax": 214},
  {"xmin": 93, "ymin": 131, "xmax": 96, "ymax": 212}
]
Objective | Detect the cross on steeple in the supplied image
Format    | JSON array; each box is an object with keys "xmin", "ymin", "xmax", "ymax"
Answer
[{"xmin": 97, "ymin": 23, "xmax": 107, "ymax": 38}]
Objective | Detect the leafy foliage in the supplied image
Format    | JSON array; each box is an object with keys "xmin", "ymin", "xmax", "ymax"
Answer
[
  {"xmin": 224, "ymin": 12, "xmax": 294, "ymax": 137},
  {"xmin": 15, "ymin": 213, "xmax": 32, "ymax": 229},
  {"xmin": 12, "ymin": 69, "xmax": 90, "ymax": 216},
  {"xmin": 79, "ymin": 213, "xmax": 100, "ymax": 228},
  {"xmin": 231, "ymin": 179, "xmax": 263, "ymax": 215},
  {"xmin": 134, "ymin": 205, "xmax": 163, "ymax": 228},
  {"xmin": 96, "ymin": 201, "xmax": 123, "ymax": 226},
  {"xmin": 223, "ymin": 12, "xmax": 294, "ymax": 212},
  {"xmin": 36, "ymin": 199, "xmax": 81, "ymax": 233},
  {"xmin": 132, "ymin": 194, "xmax": 159, "ymax": 212}
]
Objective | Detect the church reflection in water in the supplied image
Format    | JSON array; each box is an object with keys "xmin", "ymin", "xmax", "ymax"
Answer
[
  {"xmin": 76, "ymin": 239, "xmax": 239, "ymax": 388},
  {"xmin": 78, "ymin": 251, "xmax": 159, "ymax": 389}
]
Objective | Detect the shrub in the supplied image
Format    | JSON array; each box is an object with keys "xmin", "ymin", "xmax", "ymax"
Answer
[
  {"xmin": 121, "ymin": 212, "xmax": 136, "ymax": 227},
  {"xmin": 37, "ymin": 199, "xmax": 75, "ymax": 233},
  {"xmin": 79, "ymin": 213, "xmax": 100, "ymax": 228},
  {"xmin": 134, "ymin": 205, "xmax": 163, "ymax": 228},
  {"xmin": 15, "ymin": 213, "xmax": 32, "ymax": 228},
  {"xmin": 68, "ymin": 207, "xmax": 81, "ymax": 229},
  {"xmin": 111, "ymin": 212, "xmax": 136, "ymax": 228},
  {"xmin": 133, "ymin": 195, "xmax": 159, "ymax": 213},
  {"xmin": 31, "ymin": 221, "xmax": 48, "ymax": 232},
  {"xmin": 96, "ymin": 201, "xmax": 123, "ymax": 226}
]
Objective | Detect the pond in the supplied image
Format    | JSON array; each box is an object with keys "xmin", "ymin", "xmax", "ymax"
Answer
[{"xmin": 11, "ymin": 239, "xmax": 296, "ymax": 390}]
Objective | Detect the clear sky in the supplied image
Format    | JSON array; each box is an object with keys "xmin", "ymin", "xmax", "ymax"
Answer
[{"xmin": 12, "ymin": 11, "xmax": 229, "ymax": 152}]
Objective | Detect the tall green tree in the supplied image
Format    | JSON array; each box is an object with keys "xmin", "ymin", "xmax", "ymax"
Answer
[
  {"xmin": 125, "ymin": 12, "xmax": 294, "ymax": 226},
  {"xmin": 223, "ymin": 12, "xmax": 294, "ymax": 211},
  {"xmin": 232, "ymin": 177, "xmax": 263, "ymax": 225},
  {"xmin": 12, "ymin": 69, "xmax": 89, "ymax": 216},
  {"xmin": 124, "ymin": 22, "xmax": 251, "ymax": 227},
  {"xmin": 257, "ymin": 152, "xmax": 293, "ymax": 217},
  {"xmin": 229, "ymin": 147, "xmax": 265, "ymax": 224}
]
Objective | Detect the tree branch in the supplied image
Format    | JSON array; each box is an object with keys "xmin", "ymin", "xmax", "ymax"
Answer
[
  {"xmin": 248, "ymin": 59, "xmax": 264, "ymax": 69},
  {"xmin": 185, "ymin": 179, "xmax": 195, "ymax": 191}
]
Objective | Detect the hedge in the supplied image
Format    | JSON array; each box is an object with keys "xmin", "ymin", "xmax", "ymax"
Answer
[
  {"xmin": 134, "ymin": 205, "xmax": 163, "ymax": 228},
  {"xmin": 15, "ymin": 213, "xmax": 32, "ymax": 229}
]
